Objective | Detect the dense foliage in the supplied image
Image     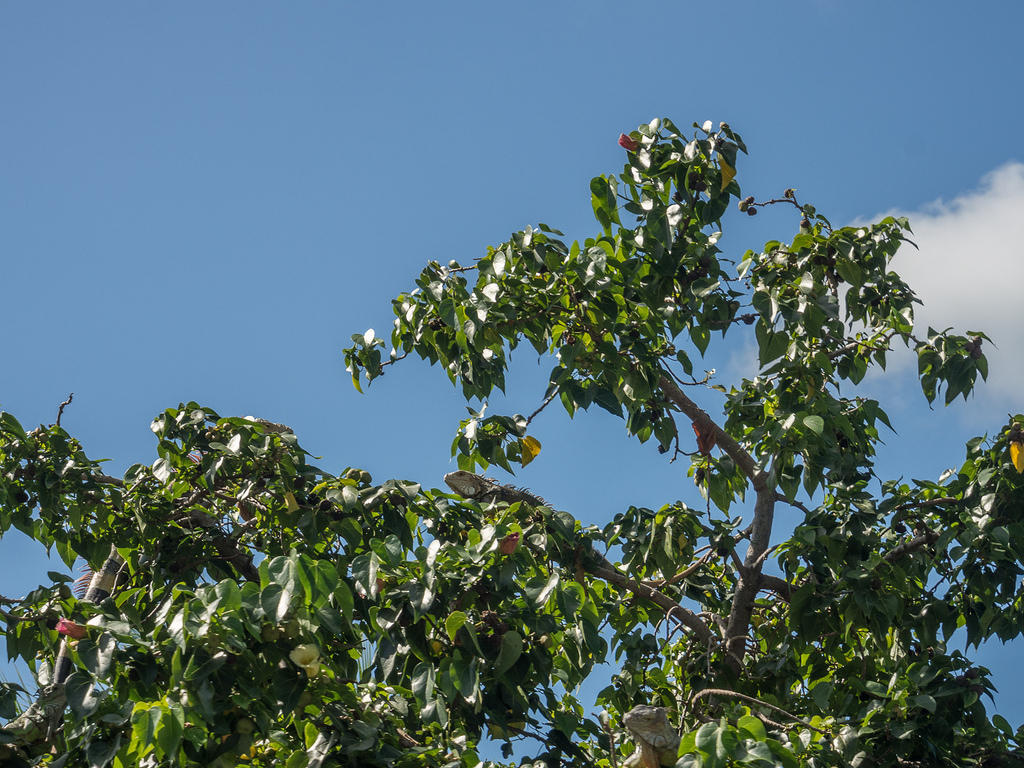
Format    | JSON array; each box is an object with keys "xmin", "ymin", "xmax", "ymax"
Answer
[{"xmin": 2, "ymin": 117, "xmax": 1023, "ymax": 767}]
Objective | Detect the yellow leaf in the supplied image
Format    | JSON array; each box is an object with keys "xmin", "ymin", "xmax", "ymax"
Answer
[
  {"xmin": 1011, "ymin": 441, "xmax": 1024, "ymax": 473},
  {"xmin": 520, "ymin": 436, "xmax": 542, "ymax": 467},
  {"xmin": 285, "ymin": 492, "xmax": 300, "ymax": 512},
  {"xmin": 720, "ymin": 158, "xmax": 736, "ymax": 191}
]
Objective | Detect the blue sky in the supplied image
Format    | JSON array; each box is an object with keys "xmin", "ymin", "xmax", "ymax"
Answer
[{"xmin": 2, "ymin": 0, "xmax": 1023, "ymax": 727}]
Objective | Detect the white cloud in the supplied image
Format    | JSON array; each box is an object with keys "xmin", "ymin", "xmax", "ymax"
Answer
[{"xmin": 882, "ymin": 162, "xmax": 1024, "ymax": 409}]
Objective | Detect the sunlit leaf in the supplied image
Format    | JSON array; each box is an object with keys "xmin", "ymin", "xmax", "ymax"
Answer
[
  {"xmin": 520, "ymin": 435, "xmax": 542, "ymax": 466},
  {"xmin": 720, "ymin": 158, "xmax": 736, "ymax": 190}
]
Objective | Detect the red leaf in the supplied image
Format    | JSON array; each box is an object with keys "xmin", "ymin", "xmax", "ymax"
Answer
[
  {"xmin": 56, "ymin": 618, "xmax": 87, "ymax": 639},
  {"xmin": 618, "ymin": 133, "xmax": 639, "ymax": 151},
  {"xmin": 499, "ymin": 533, "xmax": 520, "ymax": 555},
  {"xmin": 692, "ymin": 422, "xmax": 716, "ymax": 456}
]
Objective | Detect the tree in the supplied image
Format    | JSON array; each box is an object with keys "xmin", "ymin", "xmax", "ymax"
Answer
[{"xmin": 1, "ymin": 116, "xmax": 1022, "ymax": 767}]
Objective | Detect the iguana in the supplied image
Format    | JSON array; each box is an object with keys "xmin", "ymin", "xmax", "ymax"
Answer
[
  {"xmin": 622, "ymin": 705, "xmax": 681, "ymax": 767},
  {"xmin": 443, "ymin": 470, "xmax": 547, "ymax": 507}
]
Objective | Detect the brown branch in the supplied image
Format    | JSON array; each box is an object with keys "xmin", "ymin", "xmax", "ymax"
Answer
[
  {"xmin": 880, "ymin": 497, "xmax": 956, "ymax": 564},
  {"xmin": 177, "ymin": 509, "xmax": 260, "ymax": 581},
  {"xmin": 0, "ymin": 606, "xmax": 52, "ymax": 624},
  {"xmin": 758, "ymin": 573, "xmax": 793, "ymax": 600},
  {"xmin": 526, "ymin": 390, "xmax": 559, "ymax": 425},
  {"xmin": 97, "ymin": 470, "xmax": 258, "ymax": 580},
  {"xmin": 723, "ymin": 480, "xmax": 776, "ymax": 672},
  {"xmin": 892, "ymin": 496, "xmax": 958, "ymax": 513},
  {"xmin": 657, "ymin": 374, "xmax": 777, "ymax": 675},
  {"xmin": 690, "ymin": 688, "xmax": 828, "ymax": 735},
  {"xmin": 601, "ymin": 713, "xmax": 618, "ymax": 768},
  {"xmin": 884, "ymin": 530, "xmax": 939, "ymax": 563},
  {"xmin": 55, "ymin": 393, "xmax": 74, "ymax": 428},
  {"xmin": 826, "ymin": 332, "xmax": 895, "ymax": 362},
  {"xmin": 750, "ymin": 543, "xmax": 780, "ymax": 572},
  {"xmin": 657, "ymin": 376, "xmax": 766, "ymax": 491},
  {"xmin": 641, "ymin": 550, "xmax": 712, "ymax": 589},
  {"xmin": 587, "ymin": 559, "xmax": 712, "ymax": 644},
  {"xmin": 774, "ymin": 492, "xmax": 812, "ymax": 516}
]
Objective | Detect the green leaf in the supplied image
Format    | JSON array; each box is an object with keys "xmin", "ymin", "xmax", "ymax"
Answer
[
  {"xmin": 737, "ymin": 714, "xmax": 766, "ymax": 741},
  {"xmin": 411, "ymin": 661, "xmax": 435, "ymax": 705},
  {"xmin": 155, "ymin": 700, "xmax": 184, "ymax": 758},
  {"xmin": 445, "ymin": 611, "xmax": 468, "ymax": 643},
  {"xmin": 130, "ymin": 702, "xmax": 162, "ymax": 757},
  {"xmin": 526, "ymin": 572, "xmax": 560, "ymax": 608},
  {"xmin": 66, "ymin": 672, "xmax": 101, "ymax": 719},
  {"xmin": 810, "ymin": 680, "xmax": 833, "ymax": 711},
  {"xmin": 494, "ymin": 630, "xmax": 523, "ymax": 675},
  {"xmin": 152, "ymin": 458, "xmax": 173, "ymax": 483},
  {"xmin": 690, "ymin": 324, "xmax": 711, "ymax": 355},
  {"xmin": 695, "ymin": 722, "xmax": 720, "ymax": 755},
  {"xmin": 78, "ymin": 633, "xmax": 116, "ymax": 678},
  {"xmin": 802, "ymin": 414, "xmax": 825, "ymax": 436},
  {"xmin": 911, "ymin": 694, "xmax": 937, "ymax": 713},
  {"xmin": 86, "ymin": 735, "xmax": 122, "ymax": 768}
]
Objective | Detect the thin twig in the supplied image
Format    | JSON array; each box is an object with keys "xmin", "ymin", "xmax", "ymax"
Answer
[
  {"xmin": 750, "ymin": 543, "xmax": 780, "ymax": 571},
  {"xmin": 56, "ymin": 393, "xmax": 74, "ymax": 428},
  {"xmin": 601, "ymin": 713, "xmax": 618, "ymax": 768},
  {"xmin": 657, "ymin": 375, "xmax": 766, "ymax": 491},
  {"xmin": 641, "ymin": 551, "xmax": 712, "ymax": 589},
  {"xmin": 774, "ymin": 492, "xmax": 813, "ymax": 516},
  {"xmin": 526, "ymin": 390, "xmax": 559, "ymax": 425}
]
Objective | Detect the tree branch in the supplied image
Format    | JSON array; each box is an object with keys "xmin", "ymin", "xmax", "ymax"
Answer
[
  {"xmin": 892, "ymin": 496, "xmax": 959, "ymax": 513},
  {"xmin": 657, "ymin": 376, "xmax": 767, "ymax": 492},
  {"xmin": 443, "ymin": 471, "xmax": 713, "ymax": 643},
  {"xmin": 759, "ymin": 573, "xmax": 793, "ymax": 600},
  {"xmin": 656, "ymin": 374, "xmax": 777, "ymax": 674},
  {"xmin": 690, "ymin": 688, "xmax": 828, "ymax": 735},
  {"xmin": 586, "ymin": 558, "xmax": 712, "ymax": 644},
  {"xmin": 641, "ymin": 550, "xmax": 712, "ymax": 589},
  {"xmin": 884, "ymin": 530, "xmax": 939, "ymax": 563},
  {"xmin": 774, "ymin": 492, "xmax": 812, "ymax": 516},
  {"xmin": 722, "ymin": 482, "xmax": 776, "ymax": 671},
  {"xmin": 55, "ymin": 393, "xmax": 74, "ymax": 428}
]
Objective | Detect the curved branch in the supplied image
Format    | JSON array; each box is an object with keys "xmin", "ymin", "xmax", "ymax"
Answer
[
  {"xmin": 526, "ymin": 390, "xmax": 559, "ymax": 425},
  {"xmin": 690, "ymin": 688, "xmax": 828, "ymax": 734},
  {"xmin": 774, "ymin": 492, "xmax": 812, "ymax": 516},
  {"xmin": 657, "ymin": 376, "xmax": 767, "ymax": 492},
  {"xmin": 758, "ymin": 573, "xmax": 793, "ymax": 600},
  {"xmin": 587, "ymin": 559, "xmax": 712, "ymax": 643}
]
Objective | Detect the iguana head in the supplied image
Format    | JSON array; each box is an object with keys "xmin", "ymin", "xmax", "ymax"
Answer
[
  {"xmin": 623, "ymin": 705, "xmax": 675, "ymax": 749},
  {"xmin": 443, "ymin": 470, "xmax": 489, "ymax": 499}
]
